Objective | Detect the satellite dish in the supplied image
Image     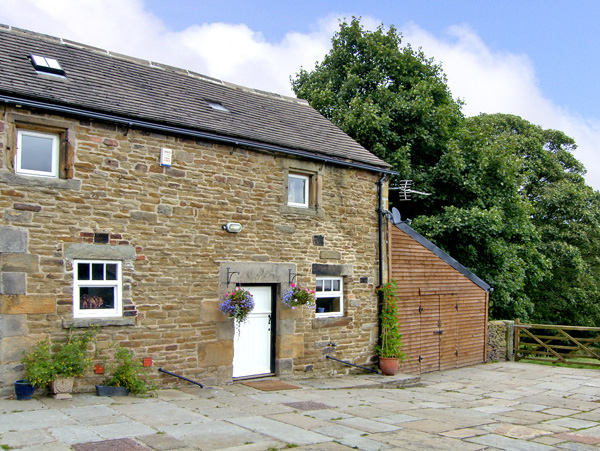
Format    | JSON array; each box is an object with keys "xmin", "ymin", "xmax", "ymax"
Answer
[{"xmin": 391, "ymin": 207, "xmax": 401, "ymax": 225}]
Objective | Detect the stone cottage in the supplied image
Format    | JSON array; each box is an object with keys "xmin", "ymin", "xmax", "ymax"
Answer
[{"xmin": 0, "ymin": 25, "xmax": 395, "ymax": 393}]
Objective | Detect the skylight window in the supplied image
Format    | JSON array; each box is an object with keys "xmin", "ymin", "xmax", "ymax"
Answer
[
  {"xmin": 207, "ymin": 101, "xmax": 229, "ymax": 112},
  {"xmin": 30, "ymin": 54, "xmax": 65, "ymax": 75}
]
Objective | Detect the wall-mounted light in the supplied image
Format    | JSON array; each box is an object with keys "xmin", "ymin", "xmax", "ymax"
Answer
[{"xmin": 223, "ymin": 222, "xmax": 243, "ymax": 233}]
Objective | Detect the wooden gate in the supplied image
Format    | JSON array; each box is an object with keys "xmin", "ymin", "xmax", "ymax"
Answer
[
  {"xmin": 390, "ymin": 221, "xmax": 490, "ymax": 374},
  {"xmin": 515, "ymin": 321, "xmax": 600, "ymax": 367}
]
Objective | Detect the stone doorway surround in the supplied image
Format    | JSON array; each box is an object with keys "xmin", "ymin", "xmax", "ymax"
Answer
[{"xmin": 219, "ymin": 262, "xmax": 296, "ymax": 377}]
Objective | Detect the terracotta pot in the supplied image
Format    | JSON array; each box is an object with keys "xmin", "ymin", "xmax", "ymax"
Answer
[{"xmin": 379, "ymin": 357, "xmax": 399, "ymax": 376}]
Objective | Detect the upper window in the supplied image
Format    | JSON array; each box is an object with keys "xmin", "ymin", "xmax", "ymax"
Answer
[
  {"xmin": 73, "ymin": 260, "xmax": 122, "ymax": 318},
  {"xmin": 288, "ymin": 173, "xmax": 310, "ymax": 208},
  {"xmin": 315, "ymin": 277, "xmax": 343, "ymax": 317},
  {"xmin": 16, "ymin": 130, "xmax": 60, "ymax": 178}
]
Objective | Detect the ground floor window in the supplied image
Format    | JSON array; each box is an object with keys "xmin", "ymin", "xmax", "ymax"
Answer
[
  {"xmin": 315, "ymin": 277, "xmax": 343, "ymax": 317},
  {"xmin": 73, "ymin": 260, "xmax": 122, "ymax": 318}
]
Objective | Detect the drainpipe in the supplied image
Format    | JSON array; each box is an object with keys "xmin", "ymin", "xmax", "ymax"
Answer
[
  {"xmin": 377, "ymin": 173, "xmax": 389, "ymax": 288},
  {"xmin": 377, "ymin": 173, "xmax": 389, "ymax": 355}
]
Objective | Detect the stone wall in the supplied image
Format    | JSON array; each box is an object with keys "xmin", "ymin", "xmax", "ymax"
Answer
[
  {"xmin": 0, "ymin": 107, "xmax": 384, "ymax": 395},
  {"xmin": 487, "ymin": 320, "xmax": 515, "ymax": 362}
]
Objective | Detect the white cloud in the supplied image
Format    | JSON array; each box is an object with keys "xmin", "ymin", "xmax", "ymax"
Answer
[
  {"xmin": 402, "ymin": 23, "xmax": 600, "ymax": 190},
  {"xmin": 1, "ymin": 0, "xmax": 598, "ymax": 189}
]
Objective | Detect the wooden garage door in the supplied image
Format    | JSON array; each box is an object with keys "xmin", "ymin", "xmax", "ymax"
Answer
[{"xmin": 398, "ymin": 291, "xmax": 483, "ymax": 374}]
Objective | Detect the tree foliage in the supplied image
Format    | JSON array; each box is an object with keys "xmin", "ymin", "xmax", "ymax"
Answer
[
  {"xmin": 292, "ymin": 17, "xmax": 463, "ymax": 185},
  {"xmin": 293, "ymin": 18, "xmax": 600, "ymax": 326}
]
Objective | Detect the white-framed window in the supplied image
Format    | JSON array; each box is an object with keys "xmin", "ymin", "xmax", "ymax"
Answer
[
  {"xmin": 288, "ymin": 173, "xmax": 310, "ymax": 208},
  {"xmin": 315, "ymin": 277, "xmax": 343, "ymax": 317},
  {"xmin": 16, "ymin": 129, "xmax": 60, "ymax": 178},
  {"xmin": 73, "ymin": 260, "xmax": 122, "ymax": 318}
]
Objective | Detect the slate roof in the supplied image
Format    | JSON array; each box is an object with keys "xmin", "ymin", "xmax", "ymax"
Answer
[{"xmin": 0, "ymin": 25, "xmax": 391, "ymax": 172}]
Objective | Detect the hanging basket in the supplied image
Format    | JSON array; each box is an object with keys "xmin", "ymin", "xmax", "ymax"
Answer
[{"xmin": 218, "ymin": 288, "xmax": 255, "ymax": 331}]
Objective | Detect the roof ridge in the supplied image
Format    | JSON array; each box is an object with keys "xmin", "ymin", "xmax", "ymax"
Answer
[{"xmin": 0, "ymin": 22, "xmax": 308, "ymax": 107}]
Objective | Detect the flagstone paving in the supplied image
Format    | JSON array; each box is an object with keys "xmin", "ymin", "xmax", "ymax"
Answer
[{"xmin": 2, "ymin": 361, "xmax": 600, "ymax": 450}]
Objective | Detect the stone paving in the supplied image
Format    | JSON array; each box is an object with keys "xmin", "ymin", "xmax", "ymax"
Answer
[{"xmin": 1, "ymin": 362, "xmax": 600, "ymax": 450}]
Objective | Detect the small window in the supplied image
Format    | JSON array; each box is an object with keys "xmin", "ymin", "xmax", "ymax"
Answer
[
  {"xmin": 207, "ymin": 101, "xmax": 230, "ymax": 112},
  {"xmin": 16, "ymin": 130, "xmax": 60, "ymax": 178},
  {"xmin": 288, "ymin": 173, "xmax": 309, "ymax": 208},
  {"xmin": 315, "ymin": 277, "xmax": 343, "ymax": 317},
  {"xmin": 30, "ymin": 54, "xmax": 65, "ymax": 75},
  {"xmin": 73, "ymin": 260, "xmax": 122, "ymax": 318}
]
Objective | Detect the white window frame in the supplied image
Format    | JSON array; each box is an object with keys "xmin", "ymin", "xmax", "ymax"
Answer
[
  {"xmin": 73, "ymin": 260, "xmax": 122, "ymax": 318},
  {"xmin": 315, "ymin": 276, "xmax": 344, "ymax": 317},
  {"xmin": 288, "ymin": 173, "xmax": 310, "ymax": 208},
  {"xmin": 16, "ymin": 129, "xmax": 60, "ymax": 178}
]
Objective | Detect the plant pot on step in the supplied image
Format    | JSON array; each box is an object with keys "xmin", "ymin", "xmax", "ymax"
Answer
[
  {"xmin": 50, "ymin": 376, "xmax": 74, "ymax": 400},
  {"xmin": 95, "ymin": 384, "xmax": 129, "ymax": 397},
  {"xmin": 379, "ymin": 357, "xmax": 400, "ymax": 376},
  {"xmin": 14, "ymin": 380, "xmax": 35, "ymax": 400}
]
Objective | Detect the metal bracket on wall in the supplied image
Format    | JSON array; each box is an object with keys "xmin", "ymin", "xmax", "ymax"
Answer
[
  {"xmin": 288, "ymin": 269, "xmax": 299, "ymax": 286},
  {"xmin": 226, "ymin": 268, "xmax": 240, "ymax": 287}
]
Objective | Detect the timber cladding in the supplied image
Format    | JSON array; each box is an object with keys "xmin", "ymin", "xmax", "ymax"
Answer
[{"xmin": 389, "ymin": 223, "xmax": 490, "ymax": 375}]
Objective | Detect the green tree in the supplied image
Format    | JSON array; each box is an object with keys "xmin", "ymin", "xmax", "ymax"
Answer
[
  {"xmin": 291, "ymin": 17, "xmax": 463, "ymax": 187},
  {"xmin": 413, "ymin": 114, "xmax": 551, "ymax": 320},
  {"xmin": 293, "ymin": 18, "xmax": 600, "ymax": 326},
  {"xmin": 415, "ymin": 113, "xmax": 600, "ymax": 323}
]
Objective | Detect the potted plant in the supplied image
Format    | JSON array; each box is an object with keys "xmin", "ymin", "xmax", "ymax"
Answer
[
  {"xmin": 218, "ymin": 287, "xmax": 255, "ymax": 332},
  {"xmin": 96, "ymin": 343, "xmax": 156, "ymax": 396},
  {"xmin": 282, "ymin": 283, "xmax": 316, "ymax": 309},
  {"xmin": 21, "ymin": 328, "xmax": 96, "ymax": 398},
  {"xmin": 375, "ymin": 281, "xmax": 406, "ymax": 375},
  {"xmin": 14, "ymin": 379, "xmax": 36, "ymax": 400}
]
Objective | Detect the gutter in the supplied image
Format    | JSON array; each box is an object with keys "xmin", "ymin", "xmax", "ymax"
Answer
[{"xmin": 0, "ymin": 94, "xmax": 397, "ymax": 175}]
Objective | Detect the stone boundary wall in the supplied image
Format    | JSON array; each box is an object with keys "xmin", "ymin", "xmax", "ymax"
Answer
[{"xmin": 487, "ymin": 320, "xmax": 515, "ymax": 362}]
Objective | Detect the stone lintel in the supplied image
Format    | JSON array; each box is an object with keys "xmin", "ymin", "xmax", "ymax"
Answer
[
  {"xmin": 311, "ymin": 264, "xmax": 353, "ymax": 277},
  {"xmin": 64, "ymin": 243, "xmax": 136, "ymax": 261}
]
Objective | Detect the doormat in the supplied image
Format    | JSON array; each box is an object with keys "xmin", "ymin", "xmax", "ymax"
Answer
[
  {"xmin": 283, "ymin": 400, "xmax": 333, "ymax": 411},
  {"xmin": 72, "ymin": 438, "xmax": 150, "ymax": 451},
  {"xmin": 242, "ymin": 380, "xmax": 302, "ymax": 391}
]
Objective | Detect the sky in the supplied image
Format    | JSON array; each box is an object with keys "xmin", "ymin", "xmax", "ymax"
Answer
[{"xmin": 1, "ymin": 0, "xmax": 599, "ymax": 190}]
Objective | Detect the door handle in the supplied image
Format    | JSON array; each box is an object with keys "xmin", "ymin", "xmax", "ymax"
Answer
[
  {"xmin": 268, "ymin": 314, "xmax": 271, "ymax": 325},
  {"xmin": 434, "ymin": 330, "xmax": 444, "ymax": 335}
]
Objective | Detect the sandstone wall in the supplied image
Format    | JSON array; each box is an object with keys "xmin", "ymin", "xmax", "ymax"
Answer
[{"xmin": 0, "ymin": 107, "xmax": 383, "ymax": 394}]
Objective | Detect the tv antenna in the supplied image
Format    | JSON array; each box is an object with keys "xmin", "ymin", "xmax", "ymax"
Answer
[{"xmin": 389, "ymin": 180, "xmax": 431, "ymax": 201}]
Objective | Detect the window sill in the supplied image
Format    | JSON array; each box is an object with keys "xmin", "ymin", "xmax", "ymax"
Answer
[
  {"xmin": 281, "ymin": 204, "xmax": 324, "ymax": 218},
  {"xmin": 312, "ymin": 316, "xmax": 352, "ymax": 329},
  {"xmin": 0, "ymin": 171, "xmax": 81, "ymax": 190},
  {"xmin": 63, "ymin": 317, "xmax": 135, "ymax": 328}
]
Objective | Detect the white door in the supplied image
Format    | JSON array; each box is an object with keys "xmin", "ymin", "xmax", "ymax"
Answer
[{"xmin": 233, "ymin": 286, "xmax": 273, "ymax": 378}]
